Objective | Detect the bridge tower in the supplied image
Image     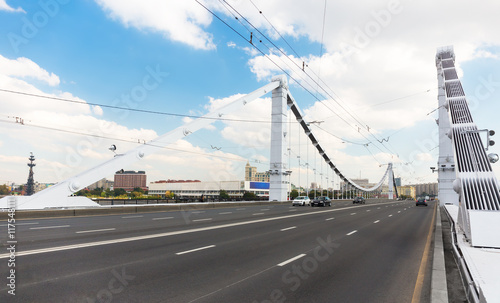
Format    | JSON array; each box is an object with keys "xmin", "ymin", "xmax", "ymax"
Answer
[
  {"xmin": 269, "ymin": 75, "xmax": 290, "ymax": 201},
  {"xmin": 388, "ymin": 165, "xmax": 394, "ymax": 200},
  {"xmin": 435, "ymin": 47, "xmax": 460, "ymax": 207}
]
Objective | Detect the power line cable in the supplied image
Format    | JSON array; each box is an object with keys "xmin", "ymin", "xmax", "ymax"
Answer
[
  {"xmin": 0, "ymin": 88, "xmax": 282, "ymax": 124},
  {"xmin": 242, "ymin": 1, "xmax": 403, "ymax": 155},
  {"xmin": 0, "ymin": 118, "xmax": 259, "ymax": 164}
]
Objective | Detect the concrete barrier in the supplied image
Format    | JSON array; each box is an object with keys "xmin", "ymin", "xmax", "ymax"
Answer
[{"xmin": 0, "ymin": 201, "xmax": 291, "ymax": 220}]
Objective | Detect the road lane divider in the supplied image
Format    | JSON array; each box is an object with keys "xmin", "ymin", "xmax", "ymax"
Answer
[
  {"xmin": 346, "ymin": 230, "xmax": 357, "ymax": 236},
  {"xmin": 121, "ymin": 215, "xmax": 143, "ymax": 219},
  {"xmin": 277, "ymin": 254, "xmax": 306, "ymax": 267},
  {"xmin": 411, "ymin": 202, "xmax": 437, "ymax": 303},
  {"xmin": 280, "ymin": 226, "xmax": 297, "ymax": 232},
  {"xmin": 30, "ymin": 225, "xmax": 70, "ymax": 230},
  {"xmin": 0, "ymin": 222, "xmax": 39, "ymax": 227},
  {"xmin": 176, "ymin": 245, "xmax": 216, "ymax": 255},
  {"xmin": 373, "ymin": 220, "xmax": 380, "ymax": 224},
  {"xmin": 152, "ymin": 217, "xmax": 174, "ymax": 220},
  {"xmin": 76, "ymin": 228, "xmax": 116, "ymax": 234},
  {"xmin": 0, "ymin": 200, "xmax": 404, "ymax": 259},
  {"xmin": 193, "ymin": 218, "xmax": 212, "ymax": 222}
]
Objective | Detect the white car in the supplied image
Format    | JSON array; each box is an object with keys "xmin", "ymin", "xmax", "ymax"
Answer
[{"xmin": 292, "ymin": 196, "xmax": 311, "ymax": 206}]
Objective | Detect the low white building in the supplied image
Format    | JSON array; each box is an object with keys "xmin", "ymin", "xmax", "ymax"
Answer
[{"xmin": 148, "ymin": 180, "xmax": 270, "ymax": 200}]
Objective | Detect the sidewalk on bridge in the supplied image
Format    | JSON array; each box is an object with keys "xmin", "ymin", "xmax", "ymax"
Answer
[
  {"xmin": 444, "ymin": 205, "xmax": 500, "ymax": 302},
  {"xmin": 431, "ymin": 206, "xmax": 448, "ymax": 303}
]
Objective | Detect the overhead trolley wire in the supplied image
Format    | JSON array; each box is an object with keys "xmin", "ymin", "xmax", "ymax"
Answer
[
  {"xmin": 0, "ymin": 88, "xmax": 283, "ymax": 124},
  {"xmin": 242, "ymin": 1, "xmax": 403, "ymax": 156},
  {"xmin": 214, "ymin": 1, "xmax": 382, "ymax": 148},
  {"xmin": 0, "ymin": 118, "xmax": 258, "ymax": 164}
]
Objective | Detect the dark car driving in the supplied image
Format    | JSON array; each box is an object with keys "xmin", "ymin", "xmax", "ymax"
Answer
[
  {"xmin": 311, "ymin": 196, "xmax": 332, "ymax": 207},
  {"xmin": 416, "ymin": 197, "xmax": 428, "ymax": 207},
  {"xmin": 353, "ymin": 196, "xmax": 365, "ymax": 204}
]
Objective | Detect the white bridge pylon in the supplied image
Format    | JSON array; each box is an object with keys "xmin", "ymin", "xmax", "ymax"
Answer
[
  {"xmin": 1, "ymin": 75, "xmax": 393, "ymax": 210},
  {"xmin": 271, "ymin": 75, "xmax": 393, "ymax": 201}
]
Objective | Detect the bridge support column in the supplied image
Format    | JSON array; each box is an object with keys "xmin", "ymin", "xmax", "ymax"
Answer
[
  {"xmin": 436, "ymin": 54, "xmax": 459, "ymax": 207},
  {"xmin": 269, "ymin": 75, "xmax": 289, "ymax": 201},
  {"xmin": 388, "ymin": 163, "xmax": 394, "ymax": 200}
]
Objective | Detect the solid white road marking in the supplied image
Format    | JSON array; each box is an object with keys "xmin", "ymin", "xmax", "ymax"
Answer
[
  {"xmin": 193, "ymin": 218, "xmax": 212, "ymax": 222},
  {"xmin": 76, "ymin": 228, "xmax": 116, "ymax": 234},
  {"xmin": 176, "ymin": 245, "xmax": 216, "ymax": 255},
  {"xmin": 0, "ymin": 222, "xmax": 39, "ymax": 226},
  {"xmin": 278, "ymin": 254, "xmax": 306, "ymax": 266},
  {"xmin": 121, "ymin": 215, "xmax": 143, "ymax": 219},
  {"xmin": 280, "ymin": 226, "xmax": 297, "ymax": 232},
  {"xmin": 152, "ymin": 217, "xmax": 174, "ymax": 220},
  {"xmin": 0, "ymin": 201, "xmax": 402, "ymax": 259},
  {"xmin": 347, "ymin": 230, "xmax": 357, "ymax": 236},
  {"xmin": 30, "ymin": 225, "xmax": 70, "ymax": 230}
]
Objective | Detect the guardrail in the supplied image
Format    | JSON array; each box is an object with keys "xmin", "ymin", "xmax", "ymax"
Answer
[
  {"xmin": 442, "ymin": 206, "xmax": 480, "ymax": 302},
  {"xmin": 0, "ymin": 200, "xmax": 290, "ymax": 220}
]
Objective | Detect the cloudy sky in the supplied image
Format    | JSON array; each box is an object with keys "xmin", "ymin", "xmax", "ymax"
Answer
[{"xmin": 1, "ymin": 0, "xmax": 499, "ymax": 190}]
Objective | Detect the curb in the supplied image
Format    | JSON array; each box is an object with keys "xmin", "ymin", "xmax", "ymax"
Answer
[
  {"xmin": 431, "ymin": 206, "xmax": 448, "ymax": 302},
  {"xmin": 0, "ymin": 201, "xmax": 291, "ymax": 220}
]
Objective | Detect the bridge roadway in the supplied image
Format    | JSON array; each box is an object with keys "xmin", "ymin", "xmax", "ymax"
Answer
[{"xmin": 0, "ymin": 199, "xmax": 435, "ymax": 302}]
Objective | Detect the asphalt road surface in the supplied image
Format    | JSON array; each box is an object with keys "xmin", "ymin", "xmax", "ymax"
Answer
[{"xmin": 0, "ymin": 199, "xmax": 435, "ymax": 302}]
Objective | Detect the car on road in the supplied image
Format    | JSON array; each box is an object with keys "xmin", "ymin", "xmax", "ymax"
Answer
[
  {"xmin": 415, "ymin": 197, "xmax": 428, "ymax": 207},
  {"xmin": 311, "ymin": 196, "xmax": 332, "ymax": 207},
  {"xmin": 292, "ymin": 196, "xmax": 311, "ymax": 206},
  {"xmin": 353, "ymin": 196, "xmax": 365, "ymax": 204}
]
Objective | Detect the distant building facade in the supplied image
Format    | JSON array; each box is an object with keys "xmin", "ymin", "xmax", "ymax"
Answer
[
  {"xmin": 245, "ymin": 162, "xmax": 270, "ymax": 182},
  {"xmin": 148, "ymin": 180, "xmax": 270, "ymax": 200},
  {"xmin": 114, "ymin": 170, "xmax": 147, "ymax": 191},
  {"xmin": 410, "ymin": 183, "xmax": 438, "ymax": 197},
  {"xmin": 397, "ymin": 185, "xmax": 416, "ymax": 198},
  {"xmin": 87, "ymin": 178, "xmax": 114, "ymax": 190}
]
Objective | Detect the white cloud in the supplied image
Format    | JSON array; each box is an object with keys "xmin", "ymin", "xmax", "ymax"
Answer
[
  {"xmin": 95, "ymin": 0, "xmax": 216, "ymax": 50},
  {"xmin": 92, "ymin": 105, "xmax": 103, "ymax": 116},
  {"xmin": 0, "ymin": 0, "xmax": 25, "ymax": 13},
  {"xmin": 0, "ymin": 55, "xmax": 60, "ymax": 86}
]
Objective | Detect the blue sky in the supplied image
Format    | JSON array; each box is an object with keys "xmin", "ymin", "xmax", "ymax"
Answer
[{"xmin": 1, "ymin": 0, "xmax": 500, "ymax": 189}]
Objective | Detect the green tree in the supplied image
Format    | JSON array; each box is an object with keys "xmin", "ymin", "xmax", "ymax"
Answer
[
  {"xmin": 133, "ymin": 187, "xmax": 145, "ymax": 194},
  {"xmin": 75, "ymin": 189, "xmax": 90, "ymax": 196},
  {"xmin": 0, "ymin": 184, "xmax": 10, "ymax": 195},
  {"xmin": 113, "ymin": 188, "xmax": 127, "ymax": 196},
  {"xmin": 242, "ymin": 191, "xmax": 257, "ymax": 201},
  {"xmin": 90, "ymin": 187, "xmax": 103, "ymax": 196},
  {"xmin": 131, "ymin": 191, "xmax": 142, "ymax": 198},
  {"xmin": 219, "ymin": 189, "xmax": 230, "ymax": 200},
  {"xmin": 290, "ymin": 189, "xmax": 299, "ymax": 199}
]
